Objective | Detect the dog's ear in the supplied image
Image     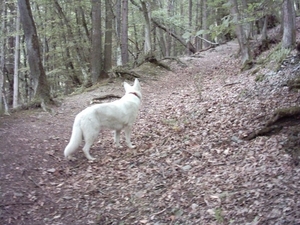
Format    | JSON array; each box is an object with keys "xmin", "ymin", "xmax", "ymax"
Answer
[
  {"xmin": 123, "ymin": 82, "xmax": 131, "ymax": 91},
  {"xmin": 133, "ymin": 78, "xmax": 141, "ymax": 90}
]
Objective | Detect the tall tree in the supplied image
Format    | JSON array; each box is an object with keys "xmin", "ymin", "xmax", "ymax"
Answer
[
  {"xmin": 230, "ymin": 0, "xmax": 252, "ymax": 70},
  {"xmin": 282, "ymin": 0, "xmax": 296, "ymax": 49},
  {"xmin": 121, "ymin": 0, "xmax": 129, "ymax": 64},
  {"xmin": 53, "ymin": 0, "xmax": 89, "ymax": 85},
  {"xmin": 103, "ymin": 0, "xmax": 113, "ymax": 76},
  {"xmin": 91, "ymin": 0, "xmax": 102, "ymax": 83},
  {"xmin": 13, "ymin": 5, "xmax": 20, "ymax": 108},
  {"xmin": 140, "ymin": 0, "xmax": 152, "ymax": 54},
  {"xmin": 17, "ymin": 0, "xmax": 52, "ymax": 105},
  {"xmin": 202, "ymin": 0, "xmax": 210, "ymax": 48},
  {"xmin": 115, "ymin": 0, "xmax": 122, "ymax": 65},
  {"xmin": 0, "ymin": 1, "xmax": 6, "ymax": 113}
]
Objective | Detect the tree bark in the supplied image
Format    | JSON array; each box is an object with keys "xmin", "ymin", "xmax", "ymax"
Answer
[
  {"xmin": 115, "ymin": 0, "xmax": 122, "ymax": 66},
  {"xmin": 91, "ymin": 0, "xmax": 103, "ymax": 83},
  {"xmin": 13, "ymin": 6, "xmax": 20, "ymax": 109},
  {"xmin": 282, "ymin": 0, "xmax": 296, "ymax": 49},
  {"xmin": 140, "ymin": 0, "xmax": 152, "ymax": 54},
  {"xmin": 121, "ymin": 0, "xmax": 129, "ymax": 64},
  {"xmin": 103, "ymin": 0, "xmax": 113, "ymax": 76},
  {"xmin": 0, "ymin": 1, "xmax": 6, "ymax": 113},
  {"xmin": 230, "ymin": 0, "xmax": 252, "ymax": 70},
  {"xmin": 18, "ymin": 0, "xmax": 52, "ymax": 105},
  {"xmin": 202, "ymin": 0, "xmax": 210, "ymax": 48}
]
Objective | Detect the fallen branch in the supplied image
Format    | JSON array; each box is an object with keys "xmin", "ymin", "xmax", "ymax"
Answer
[
  {"xmin": 90, "ymin": 94, "xmax": 121, "ymax": 104},
  {"xmin": 223, "ymin": 82, "xmax": 241, "ymax": 87},
  {"xmin": 152, "ymin": 18, "xmax": 196, "ymax": 53},
  {"xmin": 0, "ymin": 202, "xmax": 34, "ymax": 207}
]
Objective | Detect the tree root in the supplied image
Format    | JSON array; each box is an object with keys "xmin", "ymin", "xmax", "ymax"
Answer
[
  {"xmin": 244, "ymin": 106, "xmax": 300, "ymax": 140},
  {"xmin": 144, "ymin": 54, "xmax": 171, "ymax": 71}
]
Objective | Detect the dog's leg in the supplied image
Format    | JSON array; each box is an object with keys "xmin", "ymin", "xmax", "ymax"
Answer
[
  {"xmin": 82, "ymin": 130, "xmax": 98, "ymax": 160},
  {"xmin": 82, "ymin": 144, "xmax": 96, "ymax": 160},
  {"xmin": 114, "ymin": 130, "xmax": 122, "ymax": 147},
  {"xmin": 124, "ymin": 126, "xmax": 135, "ymax": 148}
]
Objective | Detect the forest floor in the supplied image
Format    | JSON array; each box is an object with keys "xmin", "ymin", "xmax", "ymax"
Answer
[{"xmin": 1, "ymin": 39, "xmax": 300, "ymax": 225}]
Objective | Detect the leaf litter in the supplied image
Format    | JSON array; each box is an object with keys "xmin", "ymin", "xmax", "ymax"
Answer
[{"xmin": 1, "ymin": 40, "xmax": 300, "ymax": 224}]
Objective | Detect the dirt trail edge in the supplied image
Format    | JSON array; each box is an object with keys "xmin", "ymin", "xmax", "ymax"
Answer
[{"xmin": 1, "ymin": 41, "xmax": 300, "ymax": 225}]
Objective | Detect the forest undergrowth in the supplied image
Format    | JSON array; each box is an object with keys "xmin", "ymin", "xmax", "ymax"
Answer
[{"xmin": 1, "ymin": 40, "xmax": 300, "ymax": 225}]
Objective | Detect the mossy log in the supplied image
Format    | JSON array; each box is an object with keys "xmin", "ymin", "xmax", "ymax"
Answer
[
  {"xmin": 244, "ymin": 106, "xmax": 300, "ymax": 140},
  {"xmin": 111, "ymin": 67, "xmax": 141, "ymax": 79}
]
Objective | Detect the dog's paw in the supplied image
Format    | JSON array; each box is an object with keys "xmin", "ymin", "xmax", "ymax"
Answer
[
  {"xmin": 127, "ymin": 144, "xmax": 136, "ymax": 149},
  {"xmin": 66, "ymin": 156, "xmax": 77, "ymax": 161},
  {"xmin": 114, "ymin": 143, "xmax": 123, "ymax": 148},
  {"xmin": 87, "ymin": 156, "xmax": 96, "ymax": 161}
]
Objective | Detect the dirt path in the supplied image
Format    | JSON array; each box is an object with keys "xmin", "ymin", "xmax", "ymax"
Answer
[{"xmin": 1, "ymin": 41, "xmax": 300, "ymax": 225}]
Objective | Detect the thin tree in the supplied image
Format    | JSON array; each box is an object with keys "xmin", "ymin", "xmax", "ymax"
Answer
[
  {"xmin": 13, "ymin": 5, "xmax": 20, "ymax": 109},
  {"xmin": 140, "ymin": 0, "xmax": 152, "ymax": 54},
  {"xmin": 91, "ymin": 0, "xmax": 103, "ymax": 83},
  {"xmin": 115, "ymin": 0, "xmax": 122, "ymax": 66},
  {"xmin": 121, "ymin": 0, "xmax": 129, "ymax": 64},
  {"xmin": 17, "ymin": 0, "xmax": 52, "ymax": 106},
  {"xmin": 103, "ymin": 0, "xmax": 113, "ymax": 76},
  {"xmin": 0, "ymin": 0, "xmax": 6, "ymax": 113},
  {"xmin": 230, "ymin": 0, "xmax": 252, "ymax": 70}
]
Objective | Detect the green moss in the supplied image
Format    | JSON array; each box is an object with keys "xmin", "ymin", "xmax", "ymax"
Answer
[{"xmin": 255, "ymin": 74, "xmax": 265, "ymax": 82}]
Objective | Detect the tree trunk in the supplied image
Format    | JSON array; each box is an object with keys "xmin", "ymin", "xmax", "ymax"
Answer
[
  {"xmin": 202, "ymin": 0, "xmax": 210, "ymax": 48},
  {"xmin": 13, "ymin": 6, "xmax": 20, "ymax": 109},
  {"xmin": 0, "ymin": 1, "xmax": 6, "ymax": 113},
  {"xmin": 261, "ymin": 15, "xmax": 268, "ymax": 41},
  {"xmin": 195, "ymin": 0, "xmax": 202, "ymax": 50},
  {"xmin": 18, "ymin": 0, "xmax": 52, "ymax": 105},
  {"xmin": 140, "ymin": 0, "xmax": 152, "ymax": 54},
  {"xmin": 53, "ymin": 0, "xmax": 89, "ymax": 85},
  {"xmin": 230, "ymin": 0, "xmax": 252, "ymax": 70},
  {"xmin": 91, "ymin": 0, "xmax": 102, "ymax": 83},
  {"xmin": 103, "ymin": 0, "xmax": 113, "ymax": 76},
  {"xmin": 115, "ymin": 0, "xmax": 122, "ymax": 66},
  {"xmin": 282, "ymin": 0, "xmax": 296, "ymax": 49},
  {"xmin": 121, "ymin": 0, "xmax": 129, "ymax": 64}
]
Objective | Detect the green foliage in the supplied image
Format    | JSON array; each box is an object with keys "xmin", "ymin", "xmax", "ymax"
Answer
[
  {"xmin": 265, "ymin": 43, "xmax": 291, "ymax": 70},
  {"xmin": 214, "ymin": 208, "xmax": 224, "ymax": 223},
  {"xmin": 255, "ymin": 74, "xmax": 265, "ymax": 82},
  {"xmin": 209, "ymin": 15, "xmax": 232, "ymax": 40},
  {"xmin": 195, "ymin": 15, "xmax": 233, "ymax": 42},
  {"xmin": 152, "ymin": 8, "xmax": 188, "ymax": 29}
]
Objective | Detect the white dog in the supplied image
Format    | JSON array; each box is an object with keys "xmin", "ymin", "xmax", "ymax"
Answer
[{"xmin": 64, "ymin": 79, "xmax": 142, "ymax": 160}]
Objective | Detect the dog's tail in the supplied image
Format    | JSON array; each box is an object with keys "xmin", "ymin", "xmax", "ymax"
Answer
[{"xmin": 64, "ymin": 122, "xmax": 82, "ymax": 159}]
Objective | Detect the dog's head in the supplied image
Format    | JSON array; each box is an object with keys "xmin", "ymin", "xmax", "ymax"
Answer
[{"xmin": 124, "ymin": 78, "xmax": 142, "ymax": 100}]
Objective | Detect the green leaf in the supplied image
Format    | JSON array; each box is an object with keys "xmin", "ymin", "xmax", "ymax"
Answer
[
  {"xmin": 196, "ymin": 29, "xmax": 208, "ymax": 36},
  {"xmin": 182, "ymin": 32, "xmax": 191, "ymax": 40}
]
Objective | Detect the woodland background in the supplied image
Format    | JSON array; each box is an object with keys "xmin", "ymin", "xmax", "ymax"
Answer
[{"xmin": 0, "ymin": 0, "xmax": 298, "ymax": 114}]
